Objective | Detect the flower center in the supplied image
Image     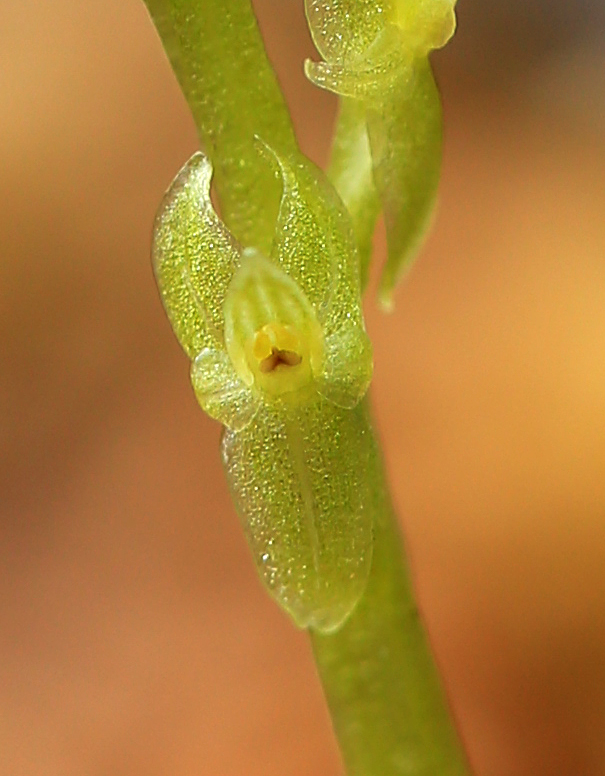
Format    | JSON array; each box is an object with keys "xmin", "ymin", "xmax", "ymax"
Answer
[
  {"xmin": 223, "ymin": 251, "xmax": 324, "ymax": 399},
  {"xmin": 253, "ymin": 323, "xmax": 303, "ymax": 374}
]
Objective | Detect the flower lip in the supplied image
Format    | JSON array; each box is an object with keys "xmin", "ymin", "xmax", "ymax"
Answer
[
  {"xmin": 259, "ymin": 348, "xmax": 303, "ymax": 373},
  {"xmin": 254, "ymin": 323, "xmax": 304, "ymax": 374},
  {"xmin": 223, "ymin": 250, "xmax": 324, "ymax": 399}
]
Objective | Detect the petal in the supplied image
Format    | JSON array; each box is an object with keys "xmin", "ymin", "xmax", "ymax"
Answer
[
  {"xmin": 152, "ymin": 152, "xmax": 241, "ymax": 358},
  {"xmin": 190, "ymin": 347, "xmax": 260, "ymax": 431},
  {"xmin": 258, "ymin": 141, "xmax": 364, "ymax": 337},
  {"xmin": 395, "ymin": 0, "xmax": 457, "ymax": 55},
  {"xmin": 223, "ymin": 249, "xmax": 323, "ymax": 398},
  {"xmin": 316, "ymin": 323, "xmax": 373, "ymax": 410}
]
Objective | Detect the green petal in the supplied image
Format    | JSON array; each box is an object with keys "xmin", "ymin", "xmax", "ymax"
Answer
[
  {"xmin": 394, "ymin": 0, "xmax": 457, "ymax": 54},
  {"xmin": 222, "ymin": 249, "xmax": 324, "ymax": 400},
  {"xmin": 190, "ymin": 347, "xmax": 260, "ymax": 431},
  {"xmin": 261, "ymin": 143, "xmax": 364, "ymax": 336},
  {"xmin": 152, "ymin": 152, "xmax": 241, "ymax": 358}
]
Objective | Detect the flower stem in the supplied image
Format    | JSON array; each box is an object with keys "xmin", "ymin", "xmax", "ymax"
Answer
[
  {"xmin": 311, "ymin": 398, "xmax": 470, "ymax": 775},
  {"xmin": 142, "ymin": 0, "xmax": 299, "ymax": 252}
]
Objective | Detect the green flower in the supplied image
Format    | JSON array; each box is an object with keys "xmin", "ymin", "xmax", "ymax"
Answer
[
  {"xmin": 305, "ymin": 0, "xmax": 457, "ymax": 306},
  {"xmin": 152, "ymin": 144, "xmax": 374, "ymax": 632}
]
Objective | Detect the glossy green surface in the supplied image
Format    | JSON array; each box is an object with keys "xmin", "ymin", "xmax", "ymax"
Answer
[
  {"xmin": 223, "ymin": 395, "xmax": 374, "ymax": 633},
  {"xmin": 143, "ymin": 0, "xmax": 299, "ymax": 253},
  {"xmin": 145, "ymin": 0, "xmax": 469, "ymax": 772},
  {"xmin": 151, "ymin": 146, "xmax": 373, "ymax": 631},
  {"xmin": 312, "ymin": 399, "xmax": 469, "ymax": 775},
  {"xmin": 305, "ymin": 0, "xmax": 457, "ymax": 306}
]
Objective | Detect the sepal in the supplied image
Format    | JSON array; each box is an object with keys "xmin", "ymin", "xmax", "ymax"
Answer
[
  {"xmin": 152, "ymin": 152, "xmax": 241, "ymax": 358},
  {"xmin": 304, "ymin": 0, "xmax": 457, "ymax": 307}
]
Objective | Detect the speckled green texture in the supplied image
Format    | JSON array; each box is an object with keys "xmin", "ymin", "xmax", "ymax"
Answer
[
  {"xmin": 223, "ymin": 395, "xmax": 374, "ymax": 632},
  {"xmin": 143, "ymin": 0, "xmax": 299, "ymax": 253},
  {"xmin": 305, "ymin": 0, "xmax": 457, "ymax": 305},
  {"xmin": 304, "ymin": 0, "xmax": 390, "ymax": 63},
  {"xmin": 144, "ymin": 0, "xmax": 470, "ymax": 772},
  {"xmin": 152, "ymin": 154, "xmax": 240, "ymax": 358},
  {"xmin": 151, "ymin": 145, "xmax": 373, "ymax": 630}
]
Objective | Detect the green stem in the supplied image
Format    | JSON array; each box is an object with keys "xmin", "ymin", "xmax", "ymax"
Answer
[
  {"xmin": 143, "ymin": 0, "xmax": 299, "ymax": 252},
  {"xmin": 311, "ymin": 398, "xmax": 470, "ymax": 775}
]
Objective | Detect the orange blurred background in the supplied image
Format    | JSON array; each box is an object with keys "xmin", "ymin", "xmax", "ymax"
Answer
[{"xmin": 2, "ymin": 1, "xmax": 605, "ymax": 774}]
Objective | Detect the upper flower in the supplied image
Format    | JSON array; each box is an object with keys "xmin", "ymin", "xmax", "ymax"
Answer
[{"xmin": 304, "ymin": 0, "xmax": 458, "ymax": 307}]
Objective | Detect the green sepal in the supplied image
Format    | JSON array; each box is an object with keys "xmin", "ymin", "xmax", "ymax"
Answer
[
  {"xmin": 304, "ymin": 25, "xmax": 406, "ymax": 100},
  {"xmin": 317, "ymin": 323, "xmax": 373, "ymax": 410},
  {"xmin": 305, "ymin": 0, "xmax": 387, "ymax": 64},
  {"xmin": 221, "ymin": 396, "xmax": 374, "ymax": 633},
  {"xmin": 260, "ymin": 143, "xmax": 365, "ymax": 336},
  {"xmin": 152, "ymin": 152, "xmax": 240, "ymax": 358}
]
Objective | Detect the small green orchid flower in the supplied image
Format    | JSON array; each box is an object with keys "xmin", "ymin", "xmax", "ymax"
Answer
[
  {"xmin": 305, "ymin": 0, "xmax": 457, "ymax": 307},
  {"xmin": 152, "ymin": 144, "xmax": 374, "ymax": 633}
]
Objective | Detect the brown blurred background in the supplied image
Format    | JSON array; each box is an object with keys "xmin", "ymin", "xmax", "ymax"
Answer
[{"xmin": 2, "ymin": 1, "xmax": 605, "ymax": 774}]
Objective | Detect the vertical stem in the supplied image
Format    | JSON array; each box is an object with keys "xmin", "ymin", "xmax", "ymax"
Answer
[
  {"xmin": 311, "ymin": 398, "xmax": 471, "ymax": 776},
  {"xmin": 327, "ymin": 98, "xmax": 380, "ymax": 291},
  {"xmin": 143, "ymin": 0, "xmax": 300, "ymax": 252}
]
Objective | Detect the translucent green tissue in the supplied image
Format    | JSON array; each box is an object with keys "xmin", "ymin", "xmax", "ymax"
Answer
[
  {"xmin": 152, "ymin": 145, "xmax": 373, "ymax": 632},
  {"xmin": 305, "ymin": 0, "xmax": 457, "ymax": 306}
]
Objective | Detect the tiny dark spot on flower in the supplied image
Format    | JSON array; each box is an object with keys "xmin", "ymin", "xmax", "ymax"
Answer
[{"xmin": 259, "ymin": 348, "xmax": 302, "ymax": 373}]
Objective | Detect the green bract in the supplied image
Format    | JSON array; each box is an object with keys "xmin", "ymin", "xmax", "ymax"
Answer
[
  {"xmin": 152, "ymin": 145, "xmax": 374, "ymax": 632},
  {"xmin": 305, "ymin": 0, "xmax": 457, "ymax": 307}
]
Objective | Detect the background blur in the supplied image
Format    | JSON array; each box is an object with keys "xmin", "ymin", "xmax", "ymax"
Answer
[{"xmin": 2, "ymin": 1, "xmax": 605, "ymax": 774}]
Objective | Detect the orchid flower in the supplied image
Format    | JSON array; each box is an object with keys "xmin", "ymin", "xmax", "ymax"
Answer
[{"xmin": 305, "ymin": 0, "xmax": 457, "ymax": 306}]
